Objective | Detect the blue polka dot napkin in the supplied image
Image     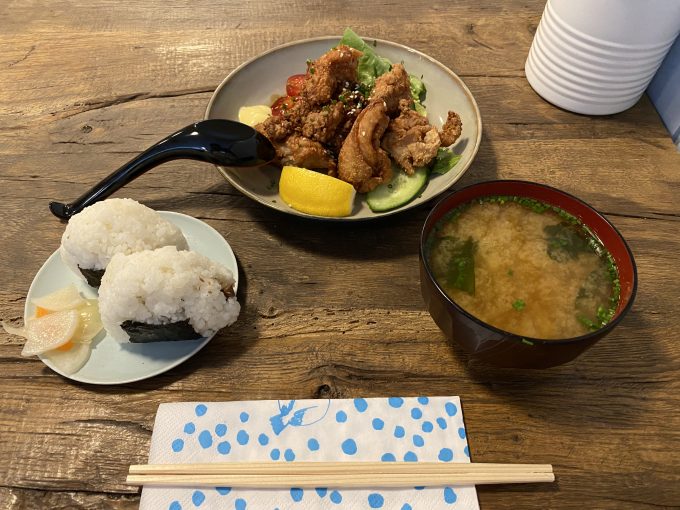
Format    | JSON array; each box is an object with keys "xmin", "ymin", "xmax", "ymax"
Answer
[{"xmin": 140, "ymin": 397, "xmax": 479, "ymax": 509}]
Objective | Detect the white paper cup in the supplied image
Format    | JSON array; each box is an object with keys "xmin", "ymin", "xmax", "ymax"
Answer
[{"xmin": 526, "ymin": 0, "xmax": 680, "ymax": 114}]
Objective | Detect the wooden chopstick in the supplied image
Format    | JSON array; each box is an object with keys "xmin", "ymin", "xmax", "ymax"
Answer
[
  {"xmin": 130, "ymin": 461, "xmax": 554, "ymax": 475},
  {"xmin": 126, "ymin": 462, "xmax": 554, "ymax": 488}
]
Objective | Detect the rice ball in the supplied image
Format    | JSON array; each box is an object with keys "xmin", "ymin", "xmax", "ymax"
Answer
[
  {"xmin": 60, "ymin": 198, "xmax": 188, "ymax": 286},
  {"xmin": 98, "ymin": 246, "xmax": 240, "ymax": 343}
]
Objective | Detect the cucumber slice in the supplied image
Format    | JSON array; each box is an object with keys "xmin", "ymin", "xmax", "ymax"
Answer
[{"xmin": 366, "ymin": 166, "xmax": 429, "ymax": 212}]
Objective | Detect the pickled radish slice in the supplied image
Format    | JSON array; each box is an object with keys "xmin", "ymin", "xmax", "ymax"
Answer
[
  {"xmin": 3, "ymin": 286, "xmax": 102, "ymax": 375},
  {"xmin": 42, "ymin": 341, "xmax": 92, "ymax": 374},
  {"xmin": 31, "ymin": 284, "xmax": 85, "ymax": 311},
  {"xmin": 74, "ymin": 299, "xmax": 103, "ymax": 343},
  {"xmin": 1, "ymin": 322, "xmax": 26, "ymax": 337},
  {"xmin": 21, "ymin": 309, "xmax": 80, "ymax": 356}
]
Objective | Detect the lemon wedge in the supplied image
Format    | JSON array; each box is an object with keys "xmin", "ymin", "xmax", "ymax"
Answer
[
  {"xmin": 21, "ymin": 309, "xmax": 80, "ymax": 356},
  {"xmin": 31, "ymin": 284, "xmax": 85, "ymax": 311},
  {"xmin": 279, "ymin": 165, "xmax": 356, "ymax": 217},
  {"xmin": 238, "ymin": 105, "xmax": 272, "ymax": 127}
]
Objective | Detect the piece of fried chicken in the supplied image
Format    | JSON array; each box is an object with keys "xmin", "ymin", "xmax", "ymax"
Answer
[
  {"xmin": 273, "ymin": 134, "xmax": 336, "ymax": 172},
  {"xmin": 337, "ymin": 101, "xmax": 392, "ymax": 193},
  {"xmin": 439, "ymin": 111, "xmax": 463, "ymax": 147},
  {"xmin": 382, "ymin": 100, "xmax": 464, "ymax": 174},
  {"xmin": 370, "ymin": 63, "xmax": 413, "ymax": 115},
  {"xmin": 304, "ymin": 45, "xmax": 363, "ymax": 105},
  {"xmin": 381, "ymin": 99, "xmax": 439, "ymax": 174},
  {"xmin": 255, "ymin": 44, "xmax": 364, "ymax": 171},
  {"xmin": 336, "ymin": 63, "xmax": 413, "ymax": 192}
]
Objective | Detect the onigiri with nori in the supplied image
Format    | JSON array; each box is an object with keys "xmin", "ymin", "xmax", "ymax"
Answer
[
  {"xmin": 98, "ymin": 246, "xmax": 240, "ymax": 343},
  {"xmin": 60, "ymin": 198, "xmax": 188, "ymax": 287}
]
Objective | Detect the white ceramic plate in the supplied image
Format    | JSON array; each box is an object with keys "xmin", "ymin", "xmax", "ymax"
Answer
[
  {"xmin": 25, "ymin": 212, "xmax": 238, "ymax": 385},
  {"xmin": 205, "ymin": 36, "xmax": 482, "ymax": 220}
]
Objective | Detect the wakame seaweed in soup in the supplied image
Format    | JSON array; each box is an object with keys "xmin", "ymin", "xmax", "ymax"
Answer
[{"xmin": 425, "ymin": 196, "xmax": 620, "ymax": 340}]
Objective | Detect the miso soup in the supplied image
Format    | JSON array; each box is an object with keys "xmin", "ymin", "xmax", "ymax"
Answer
[{"xmin": 425, "ymin": 197, "xmax": 620, "ymax": 339}]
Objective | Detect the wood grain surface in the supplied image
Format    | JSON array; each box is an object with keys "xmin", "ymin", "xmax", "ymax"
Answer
[{"xmin": 1, "ymin": 1, "xmax": 679, "ymax": 509}]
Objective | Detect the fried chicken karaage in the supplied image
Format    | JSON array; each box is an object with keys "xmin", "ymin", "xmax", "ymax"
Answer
[{"xmin": 255, "ymin": 45, "xmax": 462, "ymax": 193}]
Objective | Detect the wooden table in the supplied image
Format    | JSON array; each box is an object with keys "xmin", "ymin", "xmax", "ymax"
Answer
[{"xmin": 1, "ymin": 1, "xmax": 679, "ymax": 508}]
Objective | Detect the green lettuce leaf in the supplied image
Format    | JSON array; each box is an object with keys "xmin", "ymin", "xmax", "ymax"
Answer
[
  {"xmin": 431, "ymin": 148, "xmax": 462, "ymax": 175},
  {"xmin": 340, "ymin": 28, "xmax": 391, "ymax": 91},
  {"xmin": 409, "ymin": 74, "xmax": 427, "ymax": 114},
  {"xmin": 340, "ymin": 28, "xmax": 427, "ymax": 111}
]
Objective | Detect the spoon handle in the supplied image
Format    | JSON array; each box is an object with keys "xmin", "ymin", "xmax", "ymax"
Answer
[
  {"xmin": 50, "ymin": 150, "xmax": 185, "ymax": 220},
  {"xmin": 49, "ymin": 120, "xmax": 275, "ymax": 220}
]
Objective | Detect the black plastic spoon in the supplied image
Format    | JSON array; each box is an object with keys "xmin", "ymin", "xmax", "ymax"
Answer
[{"xmin": 49, "ymin": 119, "xmax": 276, "ymax": 220}]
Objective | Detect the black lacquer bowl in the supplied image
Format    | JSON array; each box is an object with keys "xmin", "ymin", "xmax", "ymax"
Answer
[{"xmin": 419, "ymin": 180, "xmax": 637, "ymax": 369}]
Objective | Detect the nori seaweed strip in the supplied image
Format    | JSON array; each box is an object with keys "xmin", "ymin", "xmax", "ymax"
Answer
[
  {"xmin": 79, "ymin": 267, "xmax": 105, "ymax": 288},
  {"xmin": 122, "ymin": 320, "xmax": 203, "ymax": 343},
  {"xmin": 122, "ymin": 286, "xmax": 234, "ymax": 342}
]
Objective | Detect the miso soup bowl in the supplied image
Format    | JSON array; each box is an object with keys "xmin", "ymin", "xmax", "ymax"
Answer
[{"xmin": 419, "ymin": 180, "xmax": 637, "ymax": 369}]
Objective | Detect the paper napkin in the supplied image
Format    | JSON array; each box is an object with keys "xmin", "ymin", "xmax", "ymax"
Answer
[{"xmin": 140, "ymin": 397, "xmax": 479, "ymax": 509}]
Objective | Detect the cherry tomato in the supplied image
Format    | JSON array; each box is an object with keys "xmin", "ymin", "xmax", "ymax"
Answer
[
  {"xmin": 271, "ymin": 96, "xmax": 296, "ymax": 116},
  {"xmin": 286, "ymin": 74, "xmax": 306, "ymax": 97}
]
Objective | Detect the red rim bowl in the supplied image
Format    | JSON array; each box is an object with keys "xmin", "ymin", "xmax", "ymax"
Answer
[{"xmin": 419, "ymin": 180, "xmax": 637, "ymax": 368}]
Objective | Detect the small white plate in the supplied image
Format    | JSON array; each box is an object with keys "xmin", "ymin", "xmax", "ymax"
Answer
[
  {"xmin": 205, "ymin": 36, "xmax": 482, "ymax": 220},
  {"xmin": 25, "ymin": 211, "xmax": 238, "ymax": 385}
]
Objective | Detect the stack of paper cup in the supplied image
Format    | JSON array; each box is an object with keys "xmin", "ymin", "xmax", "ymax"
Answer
[{"xmin": 526, "ymin": 0, "xmax": 680, "ymax": 115}]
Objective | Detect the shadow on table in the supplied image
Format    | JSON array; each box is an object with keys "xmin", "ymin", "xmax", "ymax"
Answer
[
  {"xmin": 43, "ymin": 328, "xmax": 253, "ymax": 394},
  {"xmin": 448, "ymin": 308, "xmax": 663, "ymax": 428},
  {"xmin": 477, "ymin": 480, "xmax": 561, "ymax": 499}
]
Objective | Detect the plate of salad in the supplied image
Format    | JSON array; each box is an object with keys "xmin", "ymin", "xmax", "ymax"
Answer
[{"xmin": 205, "ymin": 29, "xmax": 482, "ymax": 220}]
